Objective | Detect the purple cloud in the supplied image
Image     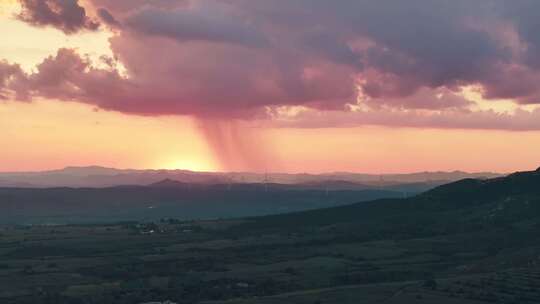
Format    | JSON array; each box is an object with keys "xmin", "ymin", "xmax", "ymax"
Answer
[
  {"xmin": 17, "ymin": 0, "xmax": 100, "ymax": 34},
  {"xmin": 6, "ymin": 0, "xmax": 540, "ymax": 130}
]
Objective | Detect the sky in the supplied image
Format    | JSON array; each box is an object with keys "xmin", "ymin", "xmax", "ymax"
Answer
[{"xmin": 1, "ymin": 0, "xmax": 540, "ymax": 174}]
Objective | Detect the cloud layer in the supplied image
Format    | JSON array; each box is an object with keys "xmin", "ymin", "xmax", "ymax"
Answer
[
  {"xmin": 6, "ymin": 0, "xmax": 540, "ymax": 129},
  {"xmin": 17, "ymin": 0, "xmax": 100, "ymax": 34}
]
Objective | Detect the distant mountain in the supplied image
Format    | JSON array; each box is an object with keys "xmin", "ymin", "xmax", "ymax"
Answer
[
  {"xmin": 295, "ymin": 180, "xmax": 373, "ymax": 190},
  {"xmin": 0, "ymin": 166, "xmax": 518, "ymax": 225},
  {"xmin": 149, "ymin": 178, "xmax": 189, "ymax": 188},
  {"xmin": 0, "ymin": 167, "xmax": 227, "ymax": 188},
  {"xmin": 0, "ymin": 166, "xmax": 501, "ymax": 189}
]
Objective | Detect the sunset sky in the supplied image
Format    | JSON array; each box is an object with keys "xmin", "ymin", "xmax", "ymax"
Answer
[{"xmin": 1, "ymin": 0, "xmax": 540, "ymax": 174}]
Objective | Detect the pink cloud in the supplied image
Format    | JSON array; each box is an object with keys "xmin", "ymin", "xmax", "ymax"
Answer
[
  {"xmin": 6, "ymin": 0, "xmax": 540, "ymax": 131},
  {"xmin": 17, "ymin": 0, "xmax": 100, "ymax": 34},
  {"xmin": 271, "ymin": 107, "xmax": 540, "ymax": 131}
]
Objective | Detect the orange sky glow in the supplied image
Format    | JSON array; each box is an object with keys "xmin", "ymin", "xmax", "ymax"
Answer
[
  {"xmin": 2, "ymin": 99, "xmax": 539, "ymax": 174},
  {"xmin": 1, "ymin": 1, "xmax": 539, "ymax": 174}
]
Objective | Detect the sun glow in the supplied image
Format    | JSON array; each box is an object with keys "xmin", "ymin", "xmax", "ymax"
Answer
[
  {"xmin": 0, "ymin": 0, "xmax": 18, "ymax": 16},
  {"xmin": 160, "ymin": 159, "xmax": 218, "ymax": 172},
  {"xmin": 0, "ymin": 100, "xmax": 219, "ymax": 172},
  {"xmin": 459, "ymin": 85, "xmax": 540, "ymax": 114}
]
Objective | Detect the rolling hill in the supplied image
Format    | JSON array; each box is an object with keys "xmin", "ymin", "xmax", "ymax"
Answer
[
  {"xmin": 230, "ymin": 167, "xmax": 540, "ymax": 238},
  {"xmin": 0, "ymin": 168, "xmax": 539, "ymax": 304},
  {"xmin": 0, "ymin": 181, "xmax": 402, "ymax": 224}
]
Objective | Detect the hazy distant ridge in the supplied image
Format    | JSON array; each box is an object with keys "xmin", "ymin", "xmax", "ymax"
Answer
[{"xmin": 0, "ymin": 166, "xmax": 501, "ymax": 188}]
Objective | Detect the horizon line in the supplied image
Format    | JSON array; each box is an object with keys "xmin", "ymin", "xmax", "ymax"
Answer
[{"xmin": 0, "ymin": 164, "xmax": 508, "ymax": 176}]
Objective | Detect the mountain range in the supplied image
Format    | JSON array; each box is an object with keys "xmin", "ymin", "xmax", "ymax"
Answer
[{"xmin": 0, "ymin": 166, "xmax": 501, "ymax": 189}]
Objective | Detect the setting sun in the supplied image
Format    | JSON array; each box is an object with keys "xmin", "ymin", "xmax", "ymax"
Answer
[{"xmin": 159, "ymin": 158, "xmax": 218, "ymax": 172}]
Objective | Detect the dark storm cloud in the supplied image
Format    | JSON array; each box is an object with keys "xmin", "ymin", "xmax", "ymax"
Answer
[
  {"xmin": 7, "ymin": 0, "xmax": 540, "ymax": 128},
  {"xmin": 238, "ymin": 0, "xmax": 509, "ymax": 97},
  {"xmin": 96, "ymin": 8, "xmax": 120, "ymax": 29},
  {"xmin": 301, "ymin": 31, "xmax": 363, "ymax": 68},
  {"xmin": 107, "ymin": 0, "xmax": 531, "ymax": 108},
  {"xmin": 88, "ymin": 0, "xmax": 187, "ymax": 14},
  {"xmin": 124, "ymin": 6, "xmax": 268, "ymax": 47},
  {"xmin": 502, "ymin": 0, "xmax": 540, "ymax": 68},
  {"xmin": 17, "ymin": 0, "xmax": 100, "ymax": 34},
  {"xmin": 231, "ymin": 0, "xmax": 540, "ymax": 105}
]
